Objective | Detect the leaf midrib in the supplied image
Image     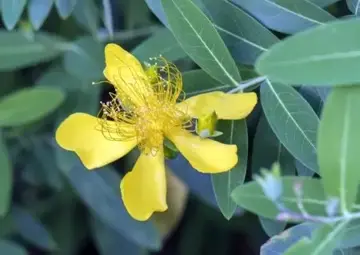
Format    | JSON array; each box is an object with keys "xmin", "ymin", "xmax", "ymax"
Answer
[{"xmin": 169, "ymin": 0, "xmax": 239, "ymax": 85}]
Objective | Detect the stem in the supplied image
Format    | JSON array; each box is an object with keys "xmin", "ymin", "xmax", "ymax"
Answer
[{"xmin": 228, "ymin": 76, "xmax": 267, "ymax": 93}]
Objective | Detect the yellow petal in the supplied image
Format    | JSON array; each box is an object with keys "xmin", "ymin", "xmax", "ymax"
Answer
[
  {"xmin": 120, "ymin": 148, "xmax": 167, "ymax": 221},
  {"xmin": 55, "ymin": 113, "xmax": 137, "ymax": 170},
  {"xmin": 167, "ymin": 129, "xmax": 238, "ymax": 173},
  {"xmin": 103, "ymin": 43, "xmax": 151, "ymax": 106},
  {"xmin": 177, "ymin": 91, "xmax": 257, "ymax": 120}
]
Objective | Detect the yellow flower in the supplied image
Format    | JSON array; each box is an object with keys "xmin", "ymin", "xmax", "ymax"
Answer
[{"xmin": 55, "ymin": 44, "xmax": 257, "ymax": 221}]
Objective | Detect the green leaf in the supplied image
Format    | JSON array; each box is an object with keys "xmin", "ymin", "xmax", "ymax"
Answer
[
  {"xmin": 284, "ymin": 221, "xmax": 349, "ymax": 255},
  {"xmin": 252, "ymin": 115, "xmax": 296, "ymax": 236},
  {"xmin": 28, "ymin": 0, "xmax": 53, "ymax": 30},
  {"xmin": 183, "ymin": 66, "xmax": 257, "ymax": 97},
  {"xmin": 259, "ymin": 217, "xmax": 287, "ymax": 237},
  {"xmin": 0, "ymin": 87, "xmax": 65, "ymax": 127},
  {"xmin": 231, "ymin": 177, "xmax": 328, "ymax": 220},
  {"xmin": 73, "ymin": 0, "xmax": 99, "ymax": 36},
  {"xmin": 261, "ymin": 222, "xmax": 320, "ymax": 254},
  {"xmin": 0, "ymin": 132, "xmax": 12, "ymax": 217},
  {"xmin": 63, "ymin": 37, "xmax": 104, "ymax": 81},
  {"xmin": 0, "ymin": 240, "xmax": 27, "ymax": 255},
  {"xmin": 212, "ymin": 119, "xmax": 248, "ymax": 219},
  {"xmin": 0, "ymin": 31, "xmax": 65, "ymax": 70},
  {"xmin": 132, "ymin": 28, "xmax": 187, "ymax": 62},
  {"xmin": 311, "ymin": 0, "xmax": 340, "ymax": 7},
  {"xmin": 64, "ymin": 162, "xmax": 161, "ymax": 250},
  {"xmin": 337, "ymin": 218, "xmax": 360, "ymax": 249},
  {"xmin": 162, "ymin": 0, "xmax": 241, "ymax": 85},
  {"xmin": 90, "ymin": 215, "xmax": 144, "ymax": 255},
  {"xmin": 102, "ymin": 0, "xmax": 114, "ymax": 38},
  {"xmin": 1, "ymin": 0, "xmax": 26, "ymax": 30},
  {"xmin": 12, "ymin": 206, "xmax": 57, "ymax": 251},
  {"xmin": 346, "ymin": 0, "xmax": 360, "ymax": 15},
  {"xmin": 260, "ymin": 81, "xmax": 319, "ymax": 173},
  {"xmin": 318, "ymin": 86, "xmax": 360, "ymax": 213},
  {"xmin": 256, "ymin": 19, "xmax": 360, "ymax": 86},
  {"xmin": 231, "ymin": 0, "xmax": 334, "ymax": 34},
  {"xmin": 55, "ymin": 0, "xmax": 77, "ymax": 19},
  {"xmin": 201, "ymin": 0, "xmax": 279, "ymax": 65}
]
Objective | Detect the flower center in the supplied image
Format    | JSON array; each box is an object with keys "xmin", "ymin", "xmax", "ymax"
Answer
[{"xmin": 98, "ymin": 57, "xmax": 191, "ymax": 154}]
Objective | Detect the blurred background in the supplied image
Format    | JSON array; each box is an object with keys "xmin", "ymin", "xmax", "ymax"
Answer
[{"xmin": 0, "ymin": 0, "xmax": 350, "ymax": 254}]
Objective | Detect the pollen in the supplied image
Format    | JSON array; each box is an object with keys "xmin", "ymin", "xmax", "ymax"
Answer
[{"xmin": 98, "ymin": 56, "xmax": 191, "ymax": 154}]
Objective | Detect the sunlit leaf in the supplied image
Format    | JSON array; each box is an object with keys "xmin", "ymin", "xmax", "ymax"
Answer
[
  {"xmin": 1, "ymin": 0, "xmax": 26, "ymax": 30},
  {"xmin": 28, "ymin": 0, "xmax": 53, "ymax": 30},
  {"xmin": 0, "ymin": 87, "xmax": 65, "ymax": 127},
  {"xmin": 0, "ymin": 31, "xmax": 65, "ymax": 70},
  {"xmin": 162, "ymin": 0, "xmax": 241, "ymax": 85},
  {"xmin": 212, "ymin": 119, "xmax": 248, "ymax": 219},
  {"xmin": 202, "ymin": 0, "xmax": 279, "ymax": 65},
  {"xmin": 12, "ymin": 206, "xmax": 57, "ymax": 251},
  {"xmin": 231, "ymin": 0, "xmax": 334, "ymax": 34},
  {"xmin": 284, "ymin": 222, "xmax": 349, "ymax": 255},
  {"xmin": 261, "ymin": 222, "xmax": 320, "ymax": 254},
  {"xmin": 231, "ymin": 177, "xmax": 328, "ymax": 220},
  {"xmin": 256, "ymin": 19, "xmax": 360, "ymax": 85},
  {"xmin": 0, "ymin": 131, "xmax": 11, "ymax": 217},
  {"xmin": 318, "ymin": 86, "xmax": 360, "ymax": 213},
  {"xmin": 260, "ymin": 81, "xmax": 319, "ymax": 173}
]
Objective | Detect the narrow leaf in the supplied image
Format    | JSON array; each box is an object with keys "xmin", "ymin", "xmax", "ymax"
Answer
[
  {"xmin": 28, "ymin": 0, "xmax": 53, "ymax": 30},
  {"xmin": 318, "ymin": 86, "xmax": 360, "ymax": 213},
  {"xmin": 162, "ymin": 0, "xmax": 241, "ymax": 85},
  {"xmin": 260, "ymin": 217, "xmax": 287, "ymax": 237},
  {"xmin": 231, "ymin": 177, "xmax": 328, "ymax": 220},
  {"xmin": 346, "ymin": 0, "xmax": 360, "ymax": 15},
  {"xmin": 256, "ymin": 19, "xmax": 360, "ymax": 85},
  {"xmin": 231, "ymin": 0, "xmax": 334, "ymax": 34},
  {"xmin": 0, "ymin": 87, "xmax": 65, "ymax": 127},
  {"xmin": 0, "ymin": 31, "xmax": 65, "ymax": 70},
  {"xmin": 90, "ymin": 215, "xmax": 144, "ymax": 255},
  {"xmin": 63, "ymin": 37, "xmax": 103, "ymax": 81},
  {"xmin": 0, "ymin": 131, "xmax": 12, "ymax": 216},
  {"xmin": 0, "ymin": 240, "xmax": 27, "ymax": 255},
  {"xmin": 212, "ymin": 119, "xmax": 248, "ymax": 219},
  {"xmin": 132, "ymin": 28, "xmax": 187, "ymax": 62},
  {"xmin": 55, "ymin": 0, "xmax": 77, "ymax": 19},
  {"xmin": 73, "ymin": 0, "xmax": 99, "ymax": 36},
  {"xmin": 102, "ymin": 0, "xmax": 114, "ymax": 38},
  {"xmin": 261, "ymin": 222, "xmax": 320, "ymax": 254},
  {"xmin": 12, "ymin": 206, "xmax": 57, "ymax": 251},
  {"xmin": 202, "ymin": 0, "xmax": 279, "ymax": 65},
  {"xmin": 183, "ymin": 66, "xmax": 257, "ymax": 96},
  {"xmin": 260, "ymin": 81, "xmax": 319, "ymax": 173},
  {"xmin": 63, "ymin": 162, "xmax": 161, "ymax": 250},
  {"xmin": 1, "ymin": 0, "xmax": 26, "ymax": 30}
]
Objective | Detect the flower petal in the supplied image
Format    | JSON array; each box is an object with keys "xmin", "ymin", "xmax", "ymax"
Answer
[
  {"xmin": 177, "ymin": 91, "xmax": 257, "ymax": 120},
  {"xmin": 104, "ymin": 43, "xmax": 152, "ymax": 106},
  {"xmin": 167, "ymin": 129, "xmax": 238, "ymax": 173},
  {"xmin": 120, "ymin": 148, "xmax": 167, "ymax": 221},
  {"xmin": 55, "ymin": 113, "xmax": 137, "ymax": 170}
]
